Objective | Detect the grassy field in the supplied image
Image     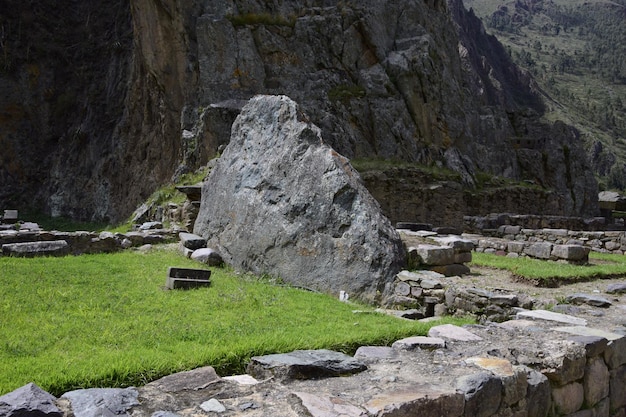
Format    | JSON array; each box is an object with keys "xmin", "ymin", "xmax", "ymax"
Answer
[
  {"xmin": 471, "ymin": 251, "xmax": 626, "ymax": 282},
  {"xmin": 0, "ymin": 246, "xmax": 466, "ymax": 396}
]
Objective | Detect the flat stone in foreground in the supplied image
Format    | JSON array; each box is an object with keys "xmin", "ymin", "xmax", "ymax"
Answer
[
  {"xmin": 566, "ymin": 293, "xmax": 612, "ymax": 308},
  {"xmin": 392, "ymin": 336, "xmax": 446, "ymax": 350},
  {"xmin": 247, "ymin": 349, "xmax": 367, "ymax": 381},
  {"xmin": 516, "ymin": 309, "xmax": 587, "ymax": 326},
  {"xmin": 0, "ymin": 383, "xmax": 61, "ymax": 417},
  {"xmin": 178, "ymin": 232, "xmax": 206, "ymax": 250},
  {"xmin": 606, "ymin": 283, "xmax": 626, "ymax": 294},
  {"xmin": 293, "ymin": 392, "xmax": 366, "ymax": 417},
  {"xmin": 364, "ymin": 387, "xmax": 464, "ymax": 417},
  {"xmin": 61, "ymin": 388, "xmax": 139, "ymax": 417},
  {"xmin": 427, "ymin": 324, "xmax": 482, "ymax": 341}
]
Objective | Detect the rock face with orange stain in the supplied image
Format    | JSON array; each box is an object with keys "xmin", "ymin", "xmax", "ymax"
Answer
[{"xmin": 194, "ymin": 95, "xmax": 405, "ymax": 304}]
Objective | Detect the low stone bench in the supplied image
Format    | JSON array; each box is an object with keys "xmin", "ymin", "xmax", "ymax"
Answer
[
  {"xmin": 165, "ymin": 267, "xmax": 211, "ymax": 290},
  {"xmin": 2, "ymin": 209, "xmax": 18, "ymax": 224},
  {"xmin": 2, "ymin": 240, "xmax": 69, "ymax": 257}
]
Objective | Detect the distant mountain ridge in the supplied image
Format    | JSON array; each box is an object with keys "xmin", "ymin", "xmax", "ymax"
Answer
[{"xmin": 464, "ymin": 0, "xmax": 626, "ymax": 190}]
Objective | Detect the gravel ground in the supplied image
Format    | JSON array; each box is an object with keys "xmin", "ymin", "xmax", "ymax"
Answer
[{"xmin": 465, "ymin": 265, "xmax": 626, "ymax": 332}]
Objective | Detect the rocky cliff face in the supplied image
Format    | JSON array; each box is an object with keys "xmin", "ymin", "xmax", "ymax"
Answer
[{"xmin": 0, "ymin": 0, "xmax": 598, "ymax": 222}]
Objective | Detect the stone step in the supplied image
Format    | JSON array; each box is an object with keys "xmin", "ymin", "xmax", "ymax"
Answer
[{"xmin": 165, "ymin": 267, "xmax": 211, "ymax": 290}]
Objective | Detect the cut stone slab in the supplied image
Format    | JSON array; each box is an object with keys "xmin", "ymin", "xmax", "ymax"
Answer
[
  {"xmin": 409, "ymin": 244, "xmax": 455, "ymax": 266},
  {"xmin": 178, "ymin": 232, "xmax": 206, "ymax": 250},
  {"xmin": 427, "ymin": 324, "xmax": 482, "ymax": 341},
  {"xmin": 606, "ymin": 283, "xmax": 626, "ymax": 294},
  {"xmin": 523, "ymin": 242, "xmax": 553, "ymax": 259},
  {"xmin": 143, "ymin": 366, "xmax": 221, "ymax": 392},
  {"xmin": 165, "ymin": 267, "xmax": 211, "ymax": 290},
  {"xmin": 354, "ymin": 346, "xmax": 398, "ymax": 360},
  {"xmin": 551, "ymin": 244, "xmax": 589, "ymax": 261},
  {"xmin": 456, "ymin": 372, "xmax": 502, "ymax": 417},
  {"xmin": 2, "ymin": 240, "xmax": 69, "ymax": 257},
  {"xmin": 2, "ymin": 209, "xmax": 18, "ymax": 222},
  {"xmin": 568, "ymin": 335, "xmax": 609, "ymax": 357},
  {"xmin": 193, "ymin": 95, "xmax": 404, "ymax": 303},
  {"xmin": 293, "ymin": 392, "xmax": 366, "ymax": 417},
  {"xmin": 0, "ymin": 382, "xmax": 61, "ymax": 417},
  {"xmin": 516, "ymin": 309, "xmax": 587, "ymax": 326},
  {"xmin": 247, "ymin": 349, "xmax": 367, "ymax": 381},
  {"xmin": 397, "ymin": 270, "xmax": 445, "ymax": 282},
  {"xmin": 552, "ymin": 326, "xmax": 624, "ymax": 340},
  {"xmin": 392, "ymin": 336, "xmax": 446, "ymax": 350},
  {"xmin": 61, "ymin": 388, "xmax": 139, "ymax": 417},
  {"xmin": 364, "ymin": 387, "xmax": 464, "ymax": 417},
  {"xmin": 565, "ymin": 293, "xmax": 612, "ymax": 308}
]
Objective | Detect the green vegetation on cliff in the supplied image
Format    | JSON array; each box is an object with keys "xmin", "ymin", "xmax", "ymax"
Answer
[{"xmin": 464, "ymin": 0, "xmax": 626, "ymax": 190}]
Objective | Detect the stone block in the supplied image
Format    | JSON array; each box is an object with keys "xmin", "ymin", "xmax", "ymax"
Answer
[
  {"xmin": 526, "ymin": 369, "xmax": 551, "ymax": 417},
  {"xmin": 583, "ymin": 356, "xmax": 609, "ymax": 408},
  {"xmin": 516, "ymin": 309, "xmax": 587, "ymax": 326},
  {"xmin": 610, "ymin": 365, "xmax": 626, "ymax": 411},
  {"xmin": 523, "ymin": 242, "xmax": 553, "ymax": 259},
  {"xmin": 391, "ymin": 336, "xmax": 446, "ymax": 350},
  {"xmin": 551, "ymin": 244, "xmax": 589, "ymax": 261},
  {"xmin": 430, "ymin": 263, "xmax": 470, "ymax": 276},
  {"xmin": 395, "ymin": 281, "xmax": 411, "ymax": 296},
  {"xmin": 166, "ymin": 267, "xmax": 211, "ymax": 290},
  {"xmin": 541, "ymin": 344, "xmax": 586, "ymax": 386},
  {"xmin": 2, "ymin": 209, "xmax": 18, "ymax": 222},
  {"xmin": 0, "ymin": 383, "xmax": 61, "ymax": 417},
  {"xmin": 453, "ymin": 252, "xmax": 472, "ymax": 264},
  {"xmin": 565, "ymin": 293, "xmax": 612, "ymax": 308},
  {"xmin": 411, "ymin": 245, "xmax": 455, "ymax": 266},
  {"xmin": 2, "ymin": 240, "xmax": 69, "ymax": 257},
  {"xmin": 293, "ymin": 392, "xmax": 366, "ymax": 417},
  {"xmin": 247, "ymin": 349, "xmax": 367, "ymax": 381},
  {"xmin": 507, "ymin": 241, "xmax": 525, "ymax": 253},
  {"xmin": 178, "ymin": 232, "xmax": 206, "ymax": 250},
  {"xmin": 62, "ymin": 388, "xmax": 139, "ymax": 417},
  {"xmin": 364, "ymin": 388, "xmax": 464, "ymax": 417},
  {"xmin": 604, "ymin": 336, "xmax": 626, "ymax": 369},
  {"xmin": 354, "ymin": 346, "xmax": 398, "ymax": 360},
  {"xmin": 456, "ymin": 372, "xmax": 502, "ymax": 417},
  {"xmin": 567, "ymin": 335, "xmax": 609, "ymax": 357},
  {"xmin": 552, "ymin": 382, "xmax": 584, "ymax": 415}
]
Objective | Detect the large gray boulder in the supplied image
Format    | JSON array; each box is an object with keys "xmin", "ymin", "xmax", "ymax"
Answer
[{"xmin": 193, "ymin": 95, "xmax": 405, "ymax": 303}]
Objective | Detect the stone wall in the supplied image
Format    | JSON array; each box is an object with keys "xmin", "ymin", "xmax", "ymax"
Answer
[
  {"xmin": 471, "ymin": 227, "xmax": 626, "ymax": 256},
  {"xmin": 0, "ymin": 228, "xmax": 177, "ymax": 257}
]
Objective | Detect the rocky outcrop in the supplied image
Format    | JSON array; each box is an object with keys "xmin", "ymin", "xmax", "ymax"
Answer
[
  {"xmin": 0, "ymin": 0, "xmax": 598, "ymax": 222},
  {"xmin": 194, "ymin": 95, "xmax": 405, "ymax": 303}
]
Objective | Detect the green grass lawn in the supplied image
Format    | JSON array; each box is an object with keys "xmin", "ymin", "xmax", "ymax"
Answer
[
  {"xmin": 0, "ymin": 247, "xmax": 464, "ymax": 396},
  {"xmin": 471, "ymin": 251, "xmax": 626, "ymax": 282}
]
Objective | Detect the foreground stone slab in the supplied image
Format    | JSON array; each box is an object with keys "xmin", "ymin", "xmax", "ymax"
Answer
[
  {"xmin": 0, "ymin": 383, "xmax": 61, "ymax": 417},
  {"xmin": 606, "ymin": 283, "xmax": 626, "ymax": 294},
  {"xmin": 2, "ymin": 240, "xmax": 69, "ymax": 257},
  {"xmin": 553, "ymin": 326, "xmax": 623, "ymax": 341},
  {"xmin": 293, "ymin": 392, "xmax": 366, "ymax": 417},
  {"xmin": 61, "ymin": 388, "xmax": 139, "ymax": 417},
  {"xmin": 247, "ymin": 349, "xmax": 367, "ymax": 381},
  {"xmin": 165, "ymin": 267, "xmax": 211, "ymax": 290},
  {"xmin": 427, "ymin": 324, "xmax": 482, "ymax": 341},
  {"xmin": 516, "ymin": 309, "xmax": 587, "ymax": 326},
  {"xmin": 409, "ymin": 244, "xmax": 455, "ymax": 266},
  {"xmin": 194, "ymin": 95, "xmax": 404, "ymax": 303},
  {"xmin": 392, "ymin": 336, "xmax": 446, "ymax": 350},
  {"xmin": 364, "ymin": 387, "xmax": 464, "ymax": 417},
  {"xmin": 144, "ymin": 366, "xmax": 221, "ymax": 392}
]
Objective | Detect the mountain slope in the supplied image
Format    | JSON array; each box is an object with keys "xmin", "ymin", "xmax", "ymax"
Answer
[
  {"xmin": 464, "ymin": 0, "xmax": 626, "ymax": 190},
  {"xmin": 0, "ymin": 0, "xmax": 599, "ymax": 222}
]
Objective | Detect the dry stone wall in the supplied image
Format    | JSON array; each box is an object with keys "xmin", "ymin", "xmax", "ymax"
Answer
[{"xmin": 3, "ymin": 317, "xmax": 626, "ymax": 417}]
